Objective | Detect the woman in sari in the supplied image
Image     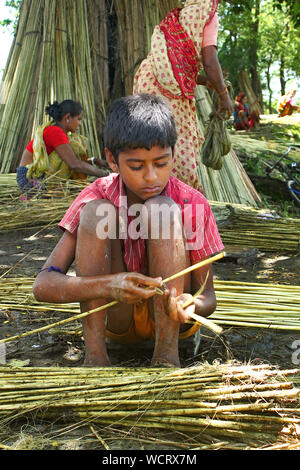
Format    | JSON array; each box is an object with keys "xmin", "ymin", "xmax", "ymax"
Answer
[
  {"xmin": 233, "ymin": 92, "xmax": 260, "ymax": 131},
  {"xmin": 133, "ymin": 0, "xmax": 232, "ymax": 190},
  {"xmin": 277, "ymin": 89, "xmax": 300, "ymax": 118},
  {"xmin": 17, "ymin": 100, "xmax": 109, "ymax": 197}
]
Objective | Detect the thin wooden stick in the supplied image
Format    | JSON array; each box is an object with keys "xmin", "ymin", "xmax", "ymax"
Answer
[
  {"xmin": 0, "ymin": 252, "xmax": 226, "ymax": 344},
  {"xmin": 0, "ymin": 301, "xmax": 118, "ymax": 344},
  {"xmin": 0, "ymin": 250, "xmax": 35, "ymax": 279},
  {"xmin": 187, "ymin": 313, "xmax": 223, "ymax": 335},
  {"xmin": 89, "ymin": 425, "xmax": 110, "ymax": 450},
  {"xmin": 181, "ymin": 271, "xmax": 223, "ymax": 335},
  {"xmin": 182, "ymin": 271, "xmax": 209, "ymax": 308},
  {"xmin": 163, "ymin": 252, "xmax": 225, "ymax": 284}
]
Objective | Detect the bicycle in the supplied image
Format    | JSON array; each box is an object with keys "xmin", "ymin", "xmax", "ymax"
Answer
[{"xmin": 263, "ymin": 146, "xmax": 300, "ymax": 207}]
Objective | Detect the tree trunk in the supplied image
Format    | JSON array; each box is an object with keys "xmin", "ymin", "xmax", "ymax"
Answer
[
  {"xmin": 265, "ymin": 59, "xmax": 273, "ymax": 113},
  {"xmin": 279, "ymin": 54, "xmax": 286, "ymax": 96},
  {"xmin": 248, "ymin": 0, "xmax": 263, "ymax": 112}
]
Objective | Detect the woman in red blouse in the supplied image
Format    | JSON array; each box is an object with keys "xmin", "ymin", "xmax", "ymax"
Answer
[{"xmin": 17, "ymin": 100, "xmax": 109, "ymax": 195}]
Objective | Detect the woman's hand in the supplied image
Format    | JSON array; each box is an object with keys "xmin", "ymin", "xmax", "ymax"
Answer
[
  {"xmin": 88, "ymin": 157, "xmax": 110, "ymax": 170},
  {"xmin": 94, "ymin": 167, "xmax": 110, "ymax": 178},
  {"xmin": 55, "ymin": 144, "xmax": 110, "ymax": 178},
  {"xmin": 88, "ymin": 158, "xmax": 110, "ymax": 177},
  {"xmin": 109, "ymin": 272, "xmax": 162, "ymax": 304},
  {"xmin": 218, "ymin": 93, "xmax": 233, "ymax": 119}
]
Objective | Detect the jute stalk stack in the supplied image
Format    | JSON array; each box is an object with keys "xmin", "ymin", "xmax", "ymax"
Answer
[
  {"xmin": 213, "ymin": 280, "xmax": 300, "ymax": 330},
  {"xmin": 0, "ymin": 174, "xmax": 87, "ymax": 230},
  {"xmin": 211, "ymin": 202, "xmax": 300, "ymax": 252},
  {"xmin": 113, "ymin": 0, "xmax": 178, "ymax": 95},
  {"xmin": 0, "ymin": 362, "xmax": 299, "ymax": 449},
  {"xmin": 86, "ymin": 0, "xmax": 108, "ymax": 135},
  {"xmin": 0, "ymin": 0, "xmax": 103, "ymax": 173},
  {"xmin": 0, "ymin": 0, "xmax": 44, "ymax": 172},
  {"xmin": 230, "ymin": 133, "xmax": 300, "ymax": 160}
]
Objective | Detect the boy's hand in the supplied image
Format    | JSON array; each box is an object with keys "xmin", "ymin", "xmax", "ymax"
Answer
[
  {"xmin": 165, "ymin": 287, "xmax": 195, "ymax": 323},
  {"xmin": 110, "ymin": 272, "xmax": 162, "ymax": 304}
]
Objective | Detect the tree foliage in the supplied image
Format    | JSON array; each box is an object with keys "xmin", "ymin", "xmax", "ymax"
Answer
[
  {"xmin": 218, "ymin": 0, "xmax": 299, "ymax": 110},
  {"xmin": 273, "ymin": 0, "xmax": 300, "ymax": 27},
  {"xmin": 0, "ymin": 0, "xmax": 21, "ymax": 29}
]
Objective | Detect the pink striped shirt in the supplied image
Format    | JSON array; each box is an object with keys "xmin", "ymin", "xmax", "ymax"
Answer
[{"xmin": 59, "ymin": 174, "xmax": 224, "ymax": 273}]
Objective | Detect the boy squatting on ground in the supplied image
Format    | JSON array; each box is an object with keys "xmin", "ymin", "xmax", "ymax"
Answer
[{"xmin": 33, "ymin": 94, "xmax": 224, "ymax": 368}]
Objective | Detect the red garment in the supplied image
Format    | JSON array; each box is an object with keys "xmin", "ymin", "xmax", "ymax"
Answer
[
  {"xmin": 59, "ymin": 173, "xmax": 224, "ymax": 274},
  {"xmin": 159, "ymin": 8, "xmax": 198, "ymax": 100},
  {"xmin": 26, "ymin": 125, "xmax": 69, "ymax": 155}
]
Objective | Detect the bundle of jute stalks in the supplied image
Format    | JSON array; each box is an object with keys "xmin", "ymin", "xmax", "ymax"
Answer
[
  {"xmin": 0, "ymin": 0, "xmax": 102, "ymax": 173},
  {"xmin": 213, "ymin": 280, "xmax": 300, "ymax": 330},
  {"xmin": 1, "ymin": 277, "xmax": 300, "ymax": 332},
  {"xmin": 200, "ymin": 84, "xmax": 232, "ymax": 171},
  {"xmin": 210, "ymin": 201, "xmax": 300, "ymax": 252},
  {"xmin": 0, "ymin": 362, "xmax": 299, "ymax": 449},
  {"xmin": 0, "ymin": 196, "xmax": 75, "ymax": 232},
  {"xmin": 0, "ymin": 175, "xmax": 89, "ymax": 231}
]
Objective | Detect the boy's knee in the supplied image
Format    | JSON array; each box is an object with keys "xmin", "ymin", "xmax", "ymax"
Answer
[
  {"xmin": 79, "ymin": 199, "xmax": 117, "ymax": 235},
  {"xmin": 143, "ymin": 196, "xmax": 182, "ymax": 239}
]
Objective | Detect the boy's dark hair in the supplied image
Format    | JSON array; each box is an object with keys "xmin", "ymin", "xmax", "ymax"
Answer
[
  {"xmin": 103, "ymin": 94, "xmax": 177, "ymax": 161},
  {"xmin": 45, "ymin": 100, "xmax": 83, "ymax": 122}
]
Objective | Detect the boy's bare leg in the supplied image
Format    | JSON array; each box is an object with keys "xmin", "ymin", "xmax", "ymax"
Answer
[
  {"xmin": 145, "ymin": 196, "xmax": 190, "ymax": 367},
  {"xmin": 75, "ymin": 200, "xmax": 133, "ymax": 367}
]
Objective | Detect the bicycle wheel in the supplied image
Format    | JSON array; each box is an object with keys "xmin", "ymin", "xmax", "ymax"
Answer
[{"xmin": 287, "ymin": 180, "xmax": 300, "ymax": 207}]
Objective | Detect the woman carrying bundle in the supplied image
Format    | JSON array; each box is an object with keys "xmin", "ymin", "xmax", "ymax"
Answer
[
  {"xmin": 17, "ymin": 100, "xmax": 109, "ymax": 197},
  {"xmin": 133, "ymin": 0, "xmax": 233, "ymax": 190},
  {"xmin": 233, "ymin": 92, "xmax": 260, "ymax": 131}
]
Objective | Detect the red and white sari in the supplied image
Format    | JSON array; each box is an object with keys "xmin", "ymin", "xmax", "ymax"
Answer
[{"xmin": 133, "ymin": 0, "xmax": 219, "ymax": 190}]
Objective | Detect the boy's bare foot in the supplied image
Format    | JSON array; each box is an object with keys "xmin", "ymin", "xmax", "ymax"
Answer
[
  {"xmin": 83, "ymin": 342, "xmax": 111, "ymax": 367},
  {"xmin": 83, "ymin": 354, "xmax": 112, "ymax": 367},
  {"xmin": 151, "ymin": 329, "xmax": 181, "ymax": 368},
  {"xmin": 151, "ymin": 357, "xmax": 180, "ymax": 368},
  {"xmin": 150, "ymin": 295, "xmax": 182, "ymax": 368}
]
